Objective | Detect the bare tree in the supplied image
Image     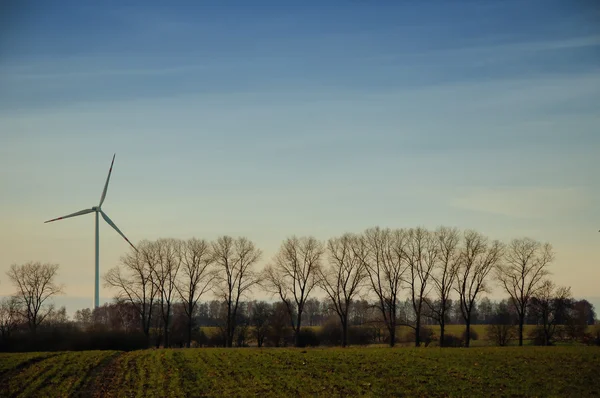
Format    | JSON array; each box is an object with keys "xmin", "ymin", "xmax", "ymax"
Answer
[
  {"xmin": 486, "ymin": 299, "xmax": 517, "ymax": 346},
  {"xmin": 404, "ymin": 227, "xmax": 438, "ymax": 347},
  {"xmin": 249, "ymin": 300, "xmax": 271, "ymax": 347},
  {"xmin": 529, "ymin": 280, "xmax": 572, "ymax": 345},
  {"xmin": 497, "ymin": 237, "xmax": 554, "ymax": 346},
  {"xmin": 153, "ymin": 238, "xmax": 182, "ymax": 348},
  {"xmin": 263, "ymin": 236, "xmax": 324, "ymax": 347},
  {"xmin": 426, "ymin": 226, "xmax": 460, "ymax": 347},
  {"xmin": 318, "ymin": 233, "xmax": 367, "ymax": 347},
  {"xmin": 74, "ymin": 308, "xmax": 93, "ymax": 330},
  {"xmin": 7, "ymin": 262, "xmax": 64, "ymax": 333},
  {"xmin": 213, "ymin": 236, "xmax": 262, "ymax": 347},
  {"xmin": 0, "ymin": 296, "xmax": 21, "ymax": 340},
  {"xmin": 176, "ymin": 238, "xmax": 215, "ymax": 348},
  {"xmin": 354, "ymin": 227, "xmax": 407, "ymax": 347},
  {"xmin": 455, "ymin": 230, "xmax": 503, "ymax": 347},
  {"xmin": 104, "ymin": 240, "xmax": 159, "ymax": 338}
]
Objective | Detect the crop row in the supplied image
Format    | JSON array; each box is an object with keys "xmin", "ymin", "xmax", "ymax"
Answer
[
  {"xmin": 2, "ymin": 347, "xmax": 599, "ymax": 397},
  {"xmin": 0, "ymin": 351, "xmax": 118, "ymax": 397},
  {"xmin": 97, "ymin": 347, "xmax": 600, "ymax": 397}
]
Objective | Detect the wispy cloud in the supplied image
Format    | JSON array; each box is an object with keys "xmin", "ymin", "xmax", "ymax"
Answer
[
  {"xmin": 4, "ymin": 64, "xmax": 208, "ymax": 81},
  {"xmin": 450, "ymin": 186, "xmax": 592, "ymax": 219},
  {"xmin": 418, "ymin": 34, "xmax": 600, "ymax": 58},
  {"xmin": 3, "ymin": 31, "xmax": 599, "ymax": 83}
]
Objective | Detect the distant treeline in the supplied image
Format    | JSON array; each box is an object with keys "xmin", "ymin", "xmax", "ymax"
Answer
[
  {"xmin": 2, "ymin": 226, "xmax": 599, "ymax": 352},
  {"xmin": 0, "ymin": 297, "xmax": 597, "ymax": 352}
]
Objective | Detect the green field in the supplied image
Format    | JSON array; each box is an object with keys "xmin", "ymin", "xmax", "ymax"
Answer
[{"xmin": 1, "ymin": 347, "xmax": 599, "ymax": 397}]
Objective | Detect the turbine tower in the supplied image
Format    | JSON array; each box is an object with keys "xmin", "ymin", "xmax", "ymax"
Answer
[{"xmin": 44, "ymin": 154, "xmax": 137, "ymax": 309}]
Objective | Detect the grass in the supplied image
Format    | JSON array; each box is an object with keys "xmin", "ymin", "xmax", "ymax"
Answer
[
  {"xmin": 1, "ymin": 346, "xmax": 599, "ymax": 397},
  {"xmin": 0, "ymin": 352, "xmax": 58, "ymax": 375},
  {"xmin": 0, "ymin": 351, "xmax": 119, "ymax": 397}
]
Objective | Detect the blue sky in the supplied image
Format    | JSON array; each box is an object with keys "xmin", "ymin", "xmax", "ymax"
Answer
[{"xmin": 1, "ymin": 0, "xmax": 599, "ymax": 313}]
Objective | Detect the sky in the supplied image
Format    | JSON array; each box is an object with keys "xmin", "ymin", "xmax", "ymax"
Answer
[{"xmin": 1, "ymin": 0, "xmax": 599, "ymax": 314}]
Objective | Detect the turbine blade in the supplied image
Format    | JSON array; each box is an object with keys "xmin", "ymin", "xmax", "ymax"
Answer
[
  {"xmin": 100, "ymin": 210, "xmax": 137, "ymax": 251},
  {"xmin": 44, "ymin": 208, "xmax": 95, "ymax": 223},
  {"xmin": 98, "ymin": 154, "xmax": 115, "ymax": 207}
]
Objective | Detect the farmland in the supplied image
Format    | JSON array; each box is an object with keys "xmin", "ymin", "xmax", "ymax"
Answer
[
  {"xmin": 197, "ymin": 324, "xmax": 541, "ymax": 347},
  {"xmin": 1, "ymin": 347, "xmax": 599, "ymax": 397}
]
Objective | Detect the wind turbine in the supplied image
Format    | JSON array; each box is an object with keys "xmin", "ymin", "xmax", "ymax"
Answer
[{"xmin": 44, "ymin": 154, "xmax": 137, "ymax": 309}]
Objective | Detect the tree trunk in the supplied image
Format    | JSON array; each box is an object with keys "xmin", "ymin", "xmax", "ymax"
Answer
[
  {"xmin": 164, "ymin": 317, "xmax": 169, "ymax": 348},
  {"xmin": 226, "ymin": 303, "xmax": 232, "ymax": 348},
  {"xmin": 227, "ymin": 323, "xmax": 233, "ymax": 348},
  {"xmin": 518, "ymin": 315, "xmax": 524, "ymax": 346},
  {"xmin": 341, "ymin": 314, "xmax": 348, "ymax": 348},
  {"xmin": 30, "ymin": 314, "xmax": 37, "ymax": 335},
  {"xmin": 163, "ymin": 307, "xmax": 170, "ymax": 348},
  {"xmin": 415, "ymin": 313, "xmax": 421, "ymax": 347},
  {"xmin": 543, "ymin": 315, "xmax": 551, "ymax": 346},
  {"xmin": 187, "ymin": 319, "xmax": 193, "ymax": 348},
  {"xmin": 439, "ymin": 321, "xmax": 445, "ymax": 347},
  {"xmin": 294, "ymin": 310, "xmax": 303, "ymax": 347},
  {"xmin": 465, "ymin": 318, "xmax": 471, "ymax": 347},
  {"xmin": 389, "ymin": 325, "xmax": 396, "ymax": 347},
  {"xmin": 388, "ymin": 303, "xmax": 397, "ymax": 347},
  {"xmin": 141, "ymin": 313, "xmax": 148, "ymax": 338},
  {"xmin": 143, "ymin": 306, "xmax": 153, "ymax": 340}
]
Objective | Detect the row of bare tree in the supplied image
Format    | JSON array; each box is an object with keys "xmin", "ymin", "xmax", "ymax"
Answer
[
  {"xmin": 104, "ymin": 236, "xmax": 259, "ymax": 347},
  {"xmin": 97, "ymin": 226, "xmax": 560, "ymax": 348},
  {"xmin": 2, "ymin": 287, "xmax": 594, "ymax": 351}
]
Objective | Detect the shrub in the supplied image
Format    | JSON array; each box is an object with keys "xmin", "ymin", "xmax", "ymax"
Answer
[
  {"xmin": 486, "ymin": 323, "xmax": 517, "ymax": 346},
  {"xmin": 192, "ymin": 329, "xmax": 208, "ymax": 347},
  {"xmin": 265, "ymin": 326, "xmax": 293, "ymax": 347},
  {"xmin": 461, "ymin": 327, "xmax": 479, "ymax": 342},
  {"xmin": 581, "ymin": 325, "xmax": 600, "ymax": 346},
  {"xmin": 0, "ymin": 329, "xmax": 150, "ymax": 352},
  {"xmin": 408, "ymin": 326, "xmax": 435, "ymax": 347},
  {"xmin": 442, "ymin": 334, "xmax": 464, "ymax": 347},
  {"xmin": 421, "ymin": 327, "xmax": 435, "ymax": 346},
  {"xmin": 528, "ymin": 326, "xmax": 550, "ymax": 346},
  {"xmin": 204, "ymin": 328, "xmax": 227, "ymax": 347},
  {"xmin": 297, "ymin": 328, "xmax": 320, "ymax": 347},
  {"xmin": 318, "ymin": 319, "xmax": 342, "ymax": 346},
  {"xmin": 348, "ymin": 326, "xmax": 375, "ymax": 346},
  {"xmin": 235, "ymin": 324, "xmax": 250, "ymax": 347}
]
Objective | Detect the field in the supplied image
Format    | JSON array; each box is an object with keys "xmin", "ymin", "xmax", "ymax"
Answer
[
  {"xmin": 200, "ymin": 324, "xmax": 541, "ymax": 346},
  {"xmin": 1, "ymin": 347, "xmax": 599, "ymax": 397}
]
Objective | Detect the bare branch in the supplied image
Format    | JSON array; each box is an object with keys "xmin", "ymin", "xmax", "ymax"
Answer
[
  {"xmin": 263, "ymin": 236, "xmax": 324, "ymax": 346},
  {"xmin": 454, "ymin": 230, "xmax": 503, "ymax": 347},
  {"xmin": 353, "ymin": 227, "xmax": 408, "ymax": 347},
  {"xmin": 103, "ymin": 239, "xmax": 159, "ymax": 337},
  {"xmin": 403, "ymin": 227, "xmax": 439, "ymax": 346},
  {"xmin": 496, "ymin": 237, "xmax": 554, "ymax": 346},
  {"xmin": 318, "ymin": 233, "xmax": 367, "ymax": 347},
  {"xmin": 426, "ymin": 226, "xmax": 460, "ymax": 346},
  {"xmin": 212, "ymin": 235, "xmax": 262, "ymax": 347},
  {"xmin": 6, "ymin": 261, "xmax": 64, "ymax": 333},
  {"xmin": 152, "ymin": 238, "xmax": 182, "ymax": 347},
  {"xmin": 176, "ymin": 237, "xmax": 216, "ymax": 347}
]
